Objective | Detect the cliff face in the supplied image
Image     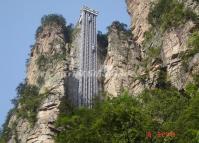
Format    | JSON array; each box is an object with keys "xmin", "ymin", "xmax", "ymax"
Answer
[
  {"xmin": 7, "ymin": 23, "xmax": 69, "ymax": 143},
  {"xmin": 124, "ymin": 0, "xmax": 199, "ymax": 92},
  {"xmin": 2, "ymin": 0, "xmax": 199, "ymax": 142},
  {"xmin": 126, "ymin": 0, "xmax": 153, "ymax": 44},
  {"xmin": 103, "ymin": 24, "xmax": 143, "ymax": 96}
]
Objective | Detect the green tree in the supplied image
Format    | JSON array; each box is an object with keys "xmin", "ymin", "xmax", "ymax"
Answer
[
  {"xmin": 175, "ymin": 94, "xmax": 199, "ymax": 143},
  {"xmin": 139, "ymin": 87, "xmax": 190, "ymax": 142},
  {"xmin": 55, "ymin": 94, "xmax": 150, "ymax": 143},
  {"xmin": 148, "ymin": 0, "xmax": 197, "ymax": 31},
  {"xmin": 107, "ymin": 21, "xmax": 132, "ymax": 36},
  {"xmin": 35, "ymin": 14, "xmax": 67, "ymax": 39},
  {"xmin": 41, "ymin": 14, "xmax": 66, "ymax": 27}
]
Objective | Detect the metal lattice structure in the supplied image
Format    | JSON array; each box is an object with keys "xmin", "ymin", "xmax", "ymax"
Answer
[{"xmin": 78, "ymin": 6, "xmax": 99, "ymax": 107}]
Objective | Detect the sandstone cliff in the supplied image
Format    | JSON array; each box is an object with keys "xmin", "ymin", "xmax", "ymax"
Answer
[
  {"xmin": 123, "ymin": 0, "xmax": 199, "ymax": 92},
  {"xmin": 103, "ymin": 0, "xmax": 199, "ymax": 98},
  {"xmin": 6, "ymin": 17, "xmax": 69, "ymax": 143},
  {"xmin": 103, "ymin": 23, "xmax": 143, "ymax": 96},
  {"xmin": 1, "ymin": 0, "xmax": 199, "ymax": 142}
]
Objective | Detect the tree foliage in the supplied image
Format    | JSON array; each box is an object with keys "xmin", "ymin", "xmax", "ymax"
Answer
[
  {"xmin": 175, "ymin": 94, "xmax": 199, "ymax": 143},
  {"xmin": 15, "ymin": 83, "xmax": 43, "ymax": 124},
  {"xmin": 180, "ymin": 31, "xmax": 199, "ymax": 72},
  {"xmin": 107, "ymin": 21, "xmax": 132, "ymax": 36},
  {"xmin": 0, "ymin": 109, "xmax": 15, "ymax": 143},
  {"xmin": 41, "ymin": 14, "xmax": 66, "ymax": 27},
  {"xmin": 148, "ymin": 0, "xmax": 198, "ymax": 31},
  {"xmin": 189, "ymin": 31, "xmax": 199, "ymax": 51},
  {"xmin": 56, "ymin": 76, "xmax": 199, "ymax": 143},
  {"xmin": 97, "ymin": 31, "xmax": 108, "ymax": 49},
  {"xmin": 97, "ymin": 31, "xmax": 108, "ymax": 57},
  {"xmin": 56, "ymin": 94, "xmax": 150, "ymax": 143},
  {"xmin": 64, "ymin": 24, "xmax": 74, "ymax": 43},
  {"xmin": 35, "ymin": 14, "xmax": 68, "ymax": 39}
]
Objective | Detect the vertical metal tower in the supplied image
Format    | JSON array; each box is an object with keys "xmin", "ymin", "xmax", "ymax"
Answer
[{"xmin": 78, "ymin": 6, "xmax": 98, "ymax": 107}]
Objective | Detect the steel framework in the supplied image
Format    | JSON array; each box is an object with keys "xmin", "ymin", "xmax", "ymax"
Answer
[{"xmin": 78, "ymin": 6, "xmax": 98, "ymax": 107}]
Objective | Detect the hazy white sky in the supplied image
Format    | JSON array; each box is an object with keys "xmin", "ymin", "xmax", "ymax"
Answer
[{"xmin": 0, "ymin": 0, "xmax": 130, "ymax": 126}]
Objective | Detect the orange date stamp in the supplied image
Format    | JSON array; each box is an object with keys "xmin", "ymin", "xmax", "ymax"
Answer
[{"xmin": 146, "ymin": 131, "xmax": 176, "ymax": 138}]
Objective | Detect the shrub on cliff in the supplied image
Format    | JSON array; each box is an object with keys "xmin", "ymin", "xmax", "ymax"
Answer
[
  {"xmin": 15, "ymin": 83, "xmax": 40, "ymax": 123},
  {"xmin": 41, "ymin": 14, "xmax": 66, "ymax": 27},
  {"xmin": 35, "ymin": 14, "xmax": 74, "ymax": 44},
  {"xmin": 35, "ymin": 14, "xmax": 67, "ymax": 39},
  {"xmin": 148, "ymin": 0, "xmax": 197, "ymax": 31},
  {"xmin": 180, "ymin": 31, "xmax": 199, "ymax": 72},
  {"xmin": 97, "ymin": 31, "xmax": 108, "ymax": 48},
  {"xmin": 97, "ymin": 31, "xmax": 108, "ymax": 57},
  {"xmin": 107, "ymin": 21, "xmax": 128, "ymax": 32},
  {"xmin": 35, "ymin": 26, "xmax": 43, "ymax": 39},
  {"xmin": 14, "ymin": 82, "xmax": 47, "ymax": 124},
  {"xmin": 64, "ymin": 24, "xmax": 74, "ymax": 43},
  {"xmin": 107, "ymin": 21, "xmax": 132, "ymax": 36},
  {"xmin": 189, "ymin": 31, "xmax": 199, "ymax": 51},
  {"xmin": 0, "ymin": 109, "xmax": 16, "ymax": 143}
]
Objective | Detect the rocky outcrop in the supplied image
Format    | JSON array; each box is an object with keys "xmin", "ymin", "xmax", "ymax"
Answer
[
  {"xmin": 8, "ymin": 23, "xmax": 69, "ymax": 143},
  {"xmin": 180, "ymin": 0, "xmax": 199, "ymax": 15},
  {"xmin": 3, "ymin": 1, "xmax": 199, "ymax": 142},
  {"xmin": 65, "ymin": 24, "xmax": 81, "ymax": 106},
  {"xmin": 125, "ymin": 0, "xmax": 199, "ymax": 90},
  {"xmin": 161, "ymin": 21, "xmax": 196, "ymax": 88},
  {"xmin": 126, "ymin": 0, "xmax": 153, "ymax": 44},
  {"xmin": 103, "ymin": 24, "xmax": 142, "ymax": 96}
]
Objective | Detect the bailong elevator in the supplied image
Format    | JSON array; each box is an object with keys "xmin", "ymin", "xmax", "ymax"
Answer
[{"xmin": 77, "ymin": 6, "xmax": 99, "ymax": 107}]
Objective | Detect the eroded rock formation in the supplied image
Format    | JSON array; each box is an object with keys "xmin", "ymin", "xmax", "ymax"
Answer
[
  {"xmin": 125, "ymin": 0, "xmax": 199, "ymax": 91},
  {"xmin": 8, "ymin": 23, "xmax": 69, "ymax": 143},
  {"xmin": 2, "ymin": 0, "xmax": 199, "ymax": 142}
]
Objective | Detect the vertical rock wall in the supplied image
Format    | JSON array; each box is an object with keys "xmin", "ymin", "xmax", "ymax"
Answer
[
  {"xmin": 125, "ymin": 0, "xmax": 199, "ymax": 90},
  {"xmin": 8, "ymin": 24, "xmax": 69, "ymax": 143},
  {"xmin": 3, "ymin": 1, "xmax": 199, "ymax": 142},
  {"xmin": 103, "ymin": 24, "xmax": 142, "ymax": 96},
  {"xmin": 65, "ymin": 24, "xmax": 81, "ymax": 106}
]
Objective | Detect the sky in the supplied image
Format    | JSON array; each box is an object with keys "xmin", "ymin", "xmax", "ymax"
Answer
[{"xmin": 0, "ymin": 0, "xmax": 130, "ymax": 127}]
